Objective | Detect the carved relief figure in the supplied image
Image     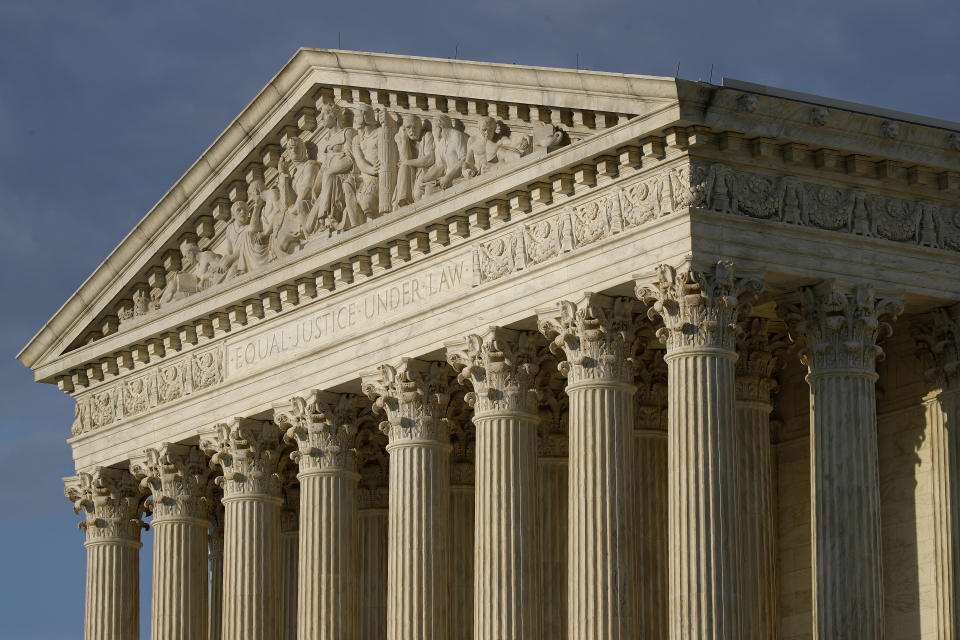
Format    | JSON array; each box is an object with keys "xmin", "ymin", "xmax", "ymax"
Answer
[
  {"xmin": 277, "ymin": 136, "xmax": 320, "ymax": 240},
  {"xmin": 465, "ymin": 116, "xmax": 531, "ymax": 177},
  {"xmin": 309, "ymin": 102, "xmax": 363, "ymax": 234},
  {"xmin": 351, "ymin": 103, "xmax": 383, "ymax": 221},
  {"xmin": 216, "ymin": 201, "xmax": 271, "ymax": 280},
  {"xmin": 531, "ymin": 121, "xmax": 565, "ymax": 155},
  {"xmin": 421, "ymin": 114, "xmax": 468, "ymax": 191},
  {"xmin": 249, "ymin": 180, "xmax": 301, "ymax": 259},
  {"xmin": 393, "ymin": 113, "xmax": 436, "ymax": 206}
]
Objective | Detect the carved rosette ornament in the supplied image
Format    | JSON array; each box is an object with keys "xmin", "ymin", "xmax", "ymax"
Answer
[
  {"xmin": 362, "ymin": 358, "xmax": 452, "ymax": 444},
  {"xmin": 447, "ymin": 327, "xmax": 541, "ymax": 416},
  {"xmin": 130, "ymin": 443, "xmax": 210, "ymax": 521},
  {"xmin": 65, "ymin": 467, "xmax": 148, "ymax": 542},
  {"xmin": 780, "ymin": 280, "xmax": 903, "ymax": 376},
  {"xmin": 275, "ymin": 390, "xmax": 361, "ymax": 473},
  {"xmin": 636, "ymin": 259, "xmax": 764, "ymax": 354},
  {"xmin": 200, "ymin": 419, "xmax": 283, "ymax": 499},
  {"xmin": 537, "ymin": 292, "xmax": 644, "ymax": 384}
]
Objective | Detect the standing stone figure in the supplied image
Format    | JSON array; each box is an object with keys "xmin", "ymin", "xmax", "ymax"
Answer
[
  {"xmin": 422, "ymin": 114, "xmax": 468, "ymax": 191},
  {"xmin": 310, "ymin": 102, "xmax": 364, "ymax": 234},
  {"xmin": 393, "ymin": 113, "xmax": 436, "ymax": 206}
]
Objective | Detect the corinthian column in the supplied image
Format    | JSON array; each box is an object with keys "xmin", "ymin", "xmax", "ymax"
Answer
[
  {"xmin": 362, "ymin": 359, "xmax": 452, "ymax": 640},
  {"xmin": 200, "ymin": 419, "xmax": 284, "ymax": 640},
  {"xmin": 130, "ymin": 444, "xmax": 211, "ymax": 640},
  {"xmin": 275, "ymin": 391, "xmax": 361, "ymax": 640},
  {"xmin": 780, "ymin": 280, "xmax": 902, "ymax": 639},
  {"xmin": 913, "ymin": 305, "xmax": 960, "ymax": 639},
  {"xmin": 447, "ymin": 394, "xmax": 475, "ymax": 640},
  {"xmin": 65, "ymin": 467, "xmax": 147, "ymax": 640},
  {"xmin": 637, "ymin": 260, "xmax": 764, "ymax": 640},
  {"xmin": 734, "ymin": 319, "xmax": 783, "ymax": 639},
  {"xmin": 448, "ymin": 328, "xmax": 542, "ymax": 640},
  {"xmin": 208, "ymin": 499, "xmax": 224, "ymax": 640},
  {"xmin": 356, "ymin": 426, "xmax": 389, "ymax": 640},
  {"xmin": 278, "ymin": 469, "xmax": 299, "ymax": 640},
  {"xmin": 538, "ymin": 293, "xmax": 642, "ymax": 640},
  {"xmin": 535, "ymin": 356, "xmax": 568, "ymax": 640},
  {"xmin": 634, "ymin": 350, "xmax": 668, "ymax": 640}
]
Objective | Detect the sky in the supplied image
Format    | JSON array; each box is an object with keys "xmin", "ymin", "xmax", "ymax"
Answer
[{"xmin": 0, "ymin": 1, "xmax": 957, "ymax": 637}]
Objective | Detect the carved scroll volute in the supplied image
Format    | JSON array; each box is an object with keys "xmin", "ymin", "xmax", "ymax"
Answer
[
  {"xmin": 446, "ymin": 327, "xmax": 541, "ymax": 417},
  {"xmin": 361, "ymin": 358, "xmax": 452, "ymax": 444},
  {"xmin": 129, "ymin": 443, "xmax": 210, "ymax": 521},
  {"xmin": 913, "ymin": 304, "xmax": 960, "ymax": 392},
  {"xmin": 64, "ymin": 467, "xmax": 148, "ymax": 542},
  {"xmin": 274, "ymin": 390, "xmax": 361, "ymax": 473},
  {"xmin": 636, "ymin": 258, "xmax": 765, "ymax": 353},
  {"xmin": 199, "ymin": 419, "xmax": 283, "ymax": 499},
  {"xmin": 537, "ymin": 292, "xmax": 646, "ymax": 384},
  {"xmin": 778, "ymin": 280, "xmax": 903, "ymax": 375}
]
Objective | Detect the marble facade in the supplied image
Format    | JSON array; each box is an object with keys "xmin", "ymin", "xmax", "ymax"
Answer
[{"xmin": 18, "ymin": 49, "xmax": 960, "ymax": 639}]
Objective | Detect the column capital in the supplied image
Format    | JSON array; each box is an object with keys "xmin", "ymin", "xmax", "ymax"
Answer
[
  {"xmin": 280, "ymin": 472, "xmax": 299, "ymax": 534},
  {"xmin": 446, "ymin": 326, "xmax": 541, "ymax": 416},
  {"xmin": 735, "ymin": 318, "xmax": 788, "ymax": 405},
  {"xmin": 536, "ymin": 345, "xmax": 569, "ymax": 458},
  {"xmin": 129, "ymin": 443, "xmax": 211, "ymax": 521},
  {"xmin": 449, "ymin": 401, "xmax": 476, "ymax": 487},
  {"xmin": 64, "ymin": 467, "xmax": 147, "ymax": 543},
  {"xmin": 779, "ymin": 280, "xmax": 903, "ymax": 375},
  {"xmin": 361, "ymin": 358, "xmax": 452, "ymax": 444},
  {"xmin": 537, "ymin": 292, "xmax": 645, "ymax": 385},
  {"xmin": 635, "ymin": 347, "xmax": 668, "ymax": 430},
  {"xmin": 636, "ymin": 258, "xmax": 764, "ymax": 353},
  {"xmin": 912, "ymin": 303, "xmax": 960, "ymax": 392},
  {"xmin": 274, "ymin": 390, "xmax": 361, "ymax": 473},
  {"xmin": 199, "ymin": 418, "xmax": 283, "ymax": 499}
]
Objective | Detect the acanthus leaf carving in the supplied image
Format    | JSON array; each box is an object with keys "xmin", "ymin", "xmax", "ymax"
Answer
[
  {"xmin": 778, "ymin": 280, "xmax": 903, "ymax": 374},
  {"xmin": 129, "ymin": 443, "xmax": 211, "ymax": 521},
  {"xmin": 446, "ymin": 327, "xmax": 541, "ymax": 417},
  {"xmin": 537, "ymin": 292, "xmax": 646, "ymax": 384},
  {"xmin": 636, "ymin": 259, "xmax": 764, "ymax": 353},
  {"xmin": 912, "ymin": 303, "xmax": 960, "ymax": 391},
  {"xmin": 274, "ymin": 390, "xmax": 362, "ymax": 473},
  {"xmin": 735, "ymin": 318, "xmax": 789, "ymax": 404},
  {"xmin": 199, "ymin": 419, "xmax": 284, "ymax": 499},
  {"xmin": 361, "ymin": 358, "xmax": 452, "ymax": 444},
  {"xmin": 64, "ymin": 467, "xmax": 148, "ymax": 542}
]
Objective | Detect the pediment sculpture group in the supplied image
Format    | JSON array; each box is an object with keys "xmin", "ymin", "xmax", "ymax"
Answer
[{"xmin": 130, "ymin": 101, "xmax": 566, "ymax": 321}]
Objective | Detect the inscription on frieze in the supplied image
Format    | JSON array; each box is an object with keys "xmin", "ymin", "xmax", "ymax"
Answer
[{"xmin": 226, "ymin": 257, "xmax": 470, "ymax": 376}]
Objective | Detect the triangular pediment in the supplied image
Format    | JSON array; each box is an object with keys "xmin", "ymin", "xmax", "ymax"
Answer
[{"xmin": 19, "ymin": 48, "xmax": 683, "ymax": 380}]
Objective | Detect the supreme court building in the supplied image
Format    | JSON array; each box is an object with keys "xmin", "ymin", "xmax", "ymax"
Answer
[{"xmin": 17, "ymin": 49, "xmax": 960, "ymax": 639}]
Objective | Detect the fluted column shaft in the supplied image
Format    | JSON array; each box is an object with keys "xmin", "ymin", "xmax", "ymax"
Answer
[
  {"xmin": 635, "ymin": 428, "xmax": 667, "ymax": 639},
  {"xmin": 537, "ymin": 457, "xmax": 567, "ymax": 640},
  {"xmin": 929, "ymin": 388, "xmax": 960, "ymax": 639},
  {"xmin": 665, "ymin": 348, "xmax": 740, "ymax": 638},
  {"xmin": 638, "ymin": 260, "xmax": 765, "ymax": 640},
  {"xmin": 208, "ymin": 529, "xmax": 224, "ymax": 640},
  {"xmin": 298, "ymin": 468, "xmax": 359, "ymax": 640},
  {"xmin": 84, "ymin": 538, "xmax": 141, "ymax": 640},
  {"xmin": 131, "ymin": 444, "xmax": 211, "ymax": 640},
  {"xmin": 363, "ymin": 359, "xmax": 453, "ymax": 640},
  {"xmin": 735, "ymin": 399, "xmax": 778, "ymax": 639},
  {"xmin": 450, "ymin": 484, "xmax": 475, "ymax": 638},
  {"xmin": 65, "ymin": 468, "xmax": 145, "ymax": 640},
  {"xmin": 279, "ymin": 520, "xmax": 298, "ymax": 640},
  {"xmin": 808, "ymin": 371, "xmax": 883, "ymax": 637},
  {"xmin": 358, "ymin": 501, "xmax": 389, "ymax": 640},
  {"xmin": 201, "ymin": 420, "xmax": 284, "ymax": 640},
  {"xmin": 152, "ymin": 517, "xmax": 210, "ymax": 639},
  {"xmin": 539, "ymin": 294, "xmax": 642, "ymax": 640},
  {"xmin": 472, "ymin": 414, "xmax": 540, "ymax": 639},
  {"xmin": 781, "ymin": 280, "xmax": 901, "ymax": 639}
]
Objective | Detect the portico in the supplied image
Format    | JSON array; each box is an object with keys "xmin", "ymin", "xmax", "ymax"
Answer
[{"xmin": 19, "ymin": 49, "xmax": 960, "ymax": 639}]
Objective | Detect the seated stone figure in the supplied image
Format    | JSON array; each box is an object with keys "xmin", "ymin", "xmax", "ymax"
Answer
[
  {"xmin": 277, "ymin": 136, "xmax": 320, "ymax": 239},
  {"xmin": 157, "ymin": 240, "xmax": 222, "ymax": 305},
  {"xmin": 249, "ymin": 180, "xmax": 301, "ymax": 259},
  {"xmin": 464, "ymin": 116, "xmax": 532, "ymax": 177},
  {"xmin": 420, "ymin": 114, "xmax": 468, "ymax": 192},
  {"xmin": 393, "ymin": 113, "xmax": 436, "ymax": 206},
  {"xmin": 309, "ymin": 102, "xmax": 364, "ymax": 234}
]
